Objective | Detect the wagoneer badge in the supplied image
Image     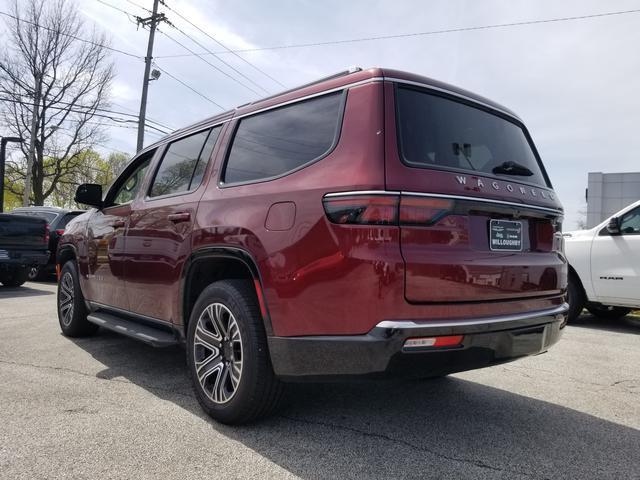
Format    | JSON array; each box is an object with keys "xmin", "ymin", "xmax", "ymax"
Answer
[{"xmin": 455, "ymin": 175, "xmax": 554, "ymax": 200}]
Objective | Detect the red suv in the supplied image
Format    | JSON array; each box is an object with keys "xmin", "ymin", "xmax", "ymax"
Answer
[{"xmin": 58, "ymin": 67, "xmax": 567, "ymax": 424}]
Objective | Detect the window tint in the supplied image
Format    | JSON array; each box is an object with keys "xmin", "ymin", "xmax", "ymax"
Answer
[
  {"xmin": 9, "ymin": 211, "xmax": 57, "ymax": 223},
  {"xmin": 224, "ymin": 92, "xmax": 343, "ymax": 184},
  {"xmin": 396, "ymin": 86, "xmax": 548, "ymax": 187},
  {"xmin": 149, "ymin": 127, "xmax": 219, "ymax": 197},
  {"xmin": 58, "ymin": 212, "xmax": 83, "ymax": 229},
  {"xmin": 112, "ymin": 159, "xmax": 151, "ymax": 205},
  {"xmin": 190, "ymin": 126, "xmax": 221, "ymax": 189},
  {"xmin": 620, "ymin": 207, "xmax": 640, "ymax": 234}
]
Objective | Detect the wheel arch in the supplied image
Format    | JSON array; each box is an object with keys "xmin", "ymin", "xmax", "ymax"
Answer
[
  {"xmin": 181, "ymin": 246, "xmax": 272, "ymax": 339},
  {"xmin": 568, "ymin": 263, "xmax": 587, "ymax": 300},
  {"xmin": 57, "ymin": 244, "xmax": 79, "ymax": 274}
]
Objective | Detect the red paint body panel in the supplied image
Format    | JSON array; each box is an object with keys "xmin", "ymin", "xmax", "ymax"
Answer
[{"xmin": 60, "ymin": 67, "xmax": 567, "ymax": 342}]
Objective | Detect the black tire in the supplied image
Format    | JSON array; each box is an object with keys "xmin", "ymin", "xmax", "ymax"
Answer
[
  {"xmin": 27, "ymin": 265, "xmax": 44, "ymax": 281},
  {"xmin": 57, "ymin": 261, "xmax": 98, "ymax": 337},
  {"xmin": 566, "ymin": 273, "xmax": 585, "ymax": 322},
  {"xmin": 1, "ymin": 267, "xmax": 29, "ymax": 287},
  {"xmin": 186, "ymin": 280, "xmax": 283, "ymax": 425},
  {"xmin": 586, "ymin": 305, "xmax": 631, "ymax": 319}
]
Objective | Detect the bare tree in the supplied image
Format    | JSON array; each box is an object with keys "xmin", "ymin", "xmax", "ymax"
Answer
[{"xmin": 0, "ymin": 0, "xmax": 114, "ymax": 205}]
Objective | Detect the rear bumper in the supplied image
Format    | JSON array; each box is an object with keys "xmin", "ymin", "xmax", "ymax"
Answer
[
  {"xmin": 0, "ymin": 249, "xmax": 49, "ymax": 267},
  {"xmin": 268, "ymin": 304, "xmax": 568, "ymax": 380}
]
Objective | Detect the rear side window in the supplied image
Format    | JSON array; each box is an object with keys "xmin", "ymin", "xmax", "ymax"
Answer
[
  {"xmin": 396, "ymin": 86, "xmax": 548, "ymax": 187},
  {"xmin": 58, "ymin": 212, "xmax": 82, "ymax": 229},
  {"xmin": 223, "ymin": 92, "xmax": 343, "ymax": 184},
  {"xmin": 149, "ymin": 126, "xmax": 221, "ymax": 198}
]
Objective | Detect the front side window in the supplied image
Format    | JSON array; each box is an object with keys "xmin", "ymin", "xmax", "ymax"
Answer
[
  {"xmin": 223, "ymin": 92, "xmax": 343, "ymax": 184},
  {"xmin": 149, "ymin": 127, "xmax": 220, "ymax": 198},
  {"xmin": 112, "ymin": 158, "xmax": 151, "ymax": 206},
  {"xmin": 620, "ymin": 207, "xmax": 640, "ymax": 234},
  {"xmin": 396, "ymin": 86, "xmax": 548, "ymax": 187}
]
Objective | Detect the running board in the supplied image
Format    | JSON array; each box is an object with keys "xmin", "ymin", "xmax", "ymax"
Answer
[{"xmin": 87, "ymin": 312, "xmax": 179, "ymax": 347}]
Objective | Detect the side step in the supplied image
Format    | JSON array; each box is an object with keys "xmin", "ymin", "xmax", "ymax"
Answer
[{"xmin": 87, "ymin": 312, "xmax": 179, "ymax": 347}]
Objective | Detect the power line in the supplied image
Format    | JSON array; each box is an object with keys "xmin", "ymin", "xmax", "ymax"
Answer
[
  {"xmin": 157, "ymin": 27, "xmax": 265, "ymax": 96},
  {"xmin": 158, "ymin": 0, "xmax": 285, "ymax": 88},
  {"xmin": 112, "ymin": 101, "xmax": 175, "ymax": 130},
  {"xmin": 0, "ymin": 97, "xmax": 170, "ymax": 134},
  {"xmin": 0, "ymin": 10, "xmax": 143, "ymax": 59},
  {"xmin": 9, "ymin": 95, "xmax": 172, "ymax": 131},
  {"xmin": 151, "ymin": 63, "xmax": 226, "ymax": 110},
  {"xmin": 1, "ymin": 5, "xmax": 202, "ymax": 133},
  {"xmin": 158, "ymin": 1, "xmax": 277, "ymax": 92},
  {"xmin": 95, "ymin": 0, "xmax": 137, "ymax": 20},
  {"xmin": 155, "ymin": 7, "xmax": 640, "ymax": 57},
  {"xmin": 88, "ymin": 1, "xmax": 228, "ymax": 128}
]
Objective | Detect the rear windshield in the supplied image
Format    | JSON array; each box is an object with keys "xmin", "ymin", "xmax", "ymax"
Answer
[
  {"xmin": 396, "ymin": 86, "xmax": 548, "ymax": 187},
  {"xmin": 9, "ymin": 211, "xmax": 57, "ymax": 223}
]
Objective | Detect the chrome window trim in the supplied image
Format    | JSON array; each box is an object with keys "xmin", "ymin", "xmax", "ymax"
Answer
[
  {"xmin": 376, "ymin": 304, "xmax": 568, "ymax": 330},
  {"xmin": 146, "ymin": 74, "xmax": 521, "ymax": 146},
  {"xmin": 323, "ymin": 190, "xmax": 563, "ymax": 215},
  {"xmin": 232, "ymin": 77, "xmax": 384, "ymax": 120}
]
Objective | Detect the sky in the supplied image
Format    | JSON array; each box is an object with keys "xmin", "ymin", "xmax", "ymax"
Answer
[{"xmin": 2, "ymin": 0, "xmax": 640, "ymax": 228}]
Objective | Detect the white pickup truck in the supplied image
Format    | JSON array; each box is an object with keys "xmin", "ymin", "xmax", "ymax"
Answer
[{"xmin": 564, "ymin": 199, "xmax": 640, "ymax": 321}]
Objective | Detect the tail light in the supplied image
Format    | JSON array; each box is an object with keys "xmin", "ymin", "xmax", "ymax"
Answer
[
  {"xmin": 399, "ymin": 197, "xmax": 454, "ymax": 226},
  {"xmin": 534, "ymin": 220, "xmax": 563, "ymax": 252},
  {"xmin": 55, "ymin": 229, "xmax": 65, "ymax": 236},
  {"xmin": 44, "ymin": 223, "xmax": 50, "ymax": 244},
  {"xmin": 322, "ymin": 195, "xmax": 398, "ymax": 225},
  {"xmin": 322, "ymin": 194, "xmax": 454, "ymax": 226}
]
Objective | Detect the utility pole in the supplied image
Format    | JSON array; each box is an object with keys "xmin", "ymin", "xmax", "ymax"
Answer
[
  {"xmin": 136, "ymin": 0, "xmax": 168, "ymax": 152},
  {"xmin": 0, "ymin": 136, "xmax": 24, "ymax": 212},
  {"xmin": 24, "ymin": 73, "xmax": 42, "ymax": 206}
]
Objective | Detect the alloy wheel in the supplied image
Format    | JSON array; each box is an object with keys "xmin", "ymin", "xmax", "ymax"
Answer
[
  {"xmin": 193, "ymin": 303, "xmax": 243, "ymax": 404},
  {"xmin": 28, "ymin": 266, "xmax": 39, "ymax": 281},
  {"xmin": 59, "ymin": 272, "xmax": 75, "ymax": 326}
]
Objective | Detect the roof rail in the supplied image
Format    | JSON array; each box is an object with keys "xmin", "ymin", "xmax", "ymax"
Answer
[{"xmin": 240, "ymin": 66, "xmax": 362, "ymax": 108}]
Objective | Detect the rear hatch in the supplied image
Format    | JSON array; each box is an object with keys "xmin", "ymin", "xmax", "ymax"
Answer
[
  {"xmin": 385, "ymin": 81, "xmax": 565, "ymax": 303},
  {"xmin": 0, "ymin": 213, "xmax": 48, "ymax": 249}
]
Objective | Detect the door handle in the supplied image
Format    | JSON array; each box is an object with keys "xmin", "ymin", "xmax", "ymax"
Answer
[
  {"xmin": 112, "ymin": 220, "xmax": 125, "ymax": 228},
  {"xmin": 167, "ymin": 212, "xmax": 191, "ymax": 223}
]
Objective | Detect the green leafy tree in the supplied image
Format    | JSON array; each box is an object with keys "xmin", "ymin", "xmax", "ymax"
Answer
[{"xmin": 48, "ymin": 149, "xmax": 130, "ymax": 208}]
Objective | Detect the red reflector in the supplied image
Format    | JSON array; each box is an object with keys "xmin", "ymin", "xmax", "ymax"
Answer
[
  {"xmin": 55, "ymin": 229, "xmax": 65, "ymax": 236},
  {"xmin": 399, "ymin": 197, "xmax": 453, "ymax": 226},
  {"xmin": 323, "ymin": 195, "xmax": 398, "ymax": 225},
  {"xmin": 404, "ymin": 335, "xmax": 464, "ymax": 349}
]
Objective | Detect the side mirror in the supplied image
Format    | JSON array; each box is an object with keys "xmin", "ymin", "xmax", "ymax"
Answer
[
  {"xmin": 75, "ymin": 183, "xmax": 103, "ymax": 208},
  {"xmin": 606, "ymin": 217, "xmax": 620, "ymax": 235}
]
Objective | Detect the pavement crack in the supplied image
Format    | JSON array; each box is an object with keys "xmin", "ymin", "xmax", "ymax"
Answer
[{"xmin": 278, "ymin": 414, "xmax": 549, "ymax": 479}]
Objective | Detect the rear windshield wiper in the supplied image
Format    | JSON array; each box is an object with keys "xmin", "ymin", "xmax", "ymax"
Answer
[{"xmin": 492, "ymin": 161, "xmax": 534, "ymax": 176}]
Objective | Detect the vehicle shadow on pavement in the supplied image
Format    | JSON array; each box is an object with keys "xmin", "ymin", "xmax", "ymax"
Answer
[
  {"xmin": 570, "ymin": 313, "xmax": 640, "ymax": 335},
  {"xmin": 0, "ymin": 285, "xmax": 54, "ymax": 299},
  {"xmin": 71, "ymin": 331, "xmax": 640, "ymax": 480}
]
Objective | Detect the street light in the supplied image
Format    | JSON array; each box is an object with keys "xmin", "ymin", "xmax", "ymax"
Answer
[{"xmin": 0, "ymin": 136, "xmax": 24, "ymax": 212}]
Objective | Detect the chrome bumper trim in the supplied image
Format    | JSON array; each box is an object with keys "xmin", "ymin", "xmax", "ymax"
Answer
[{"xmin": 376, "ymin": 304, "xmax": 569, "ymax": 330}]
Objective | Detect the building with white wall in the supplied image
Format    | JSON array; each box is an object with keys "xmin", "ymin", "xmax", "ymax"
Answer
[{"xmin": 586, "ymin": 172, "xmax": 640, "ymax": 227}]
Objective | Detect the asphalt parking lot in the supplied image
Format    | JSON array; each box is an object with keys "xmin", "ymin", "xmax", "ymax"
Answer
[{"xmin": 0, "ymin": 281, "xmax": 638, "ymax": 479}]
